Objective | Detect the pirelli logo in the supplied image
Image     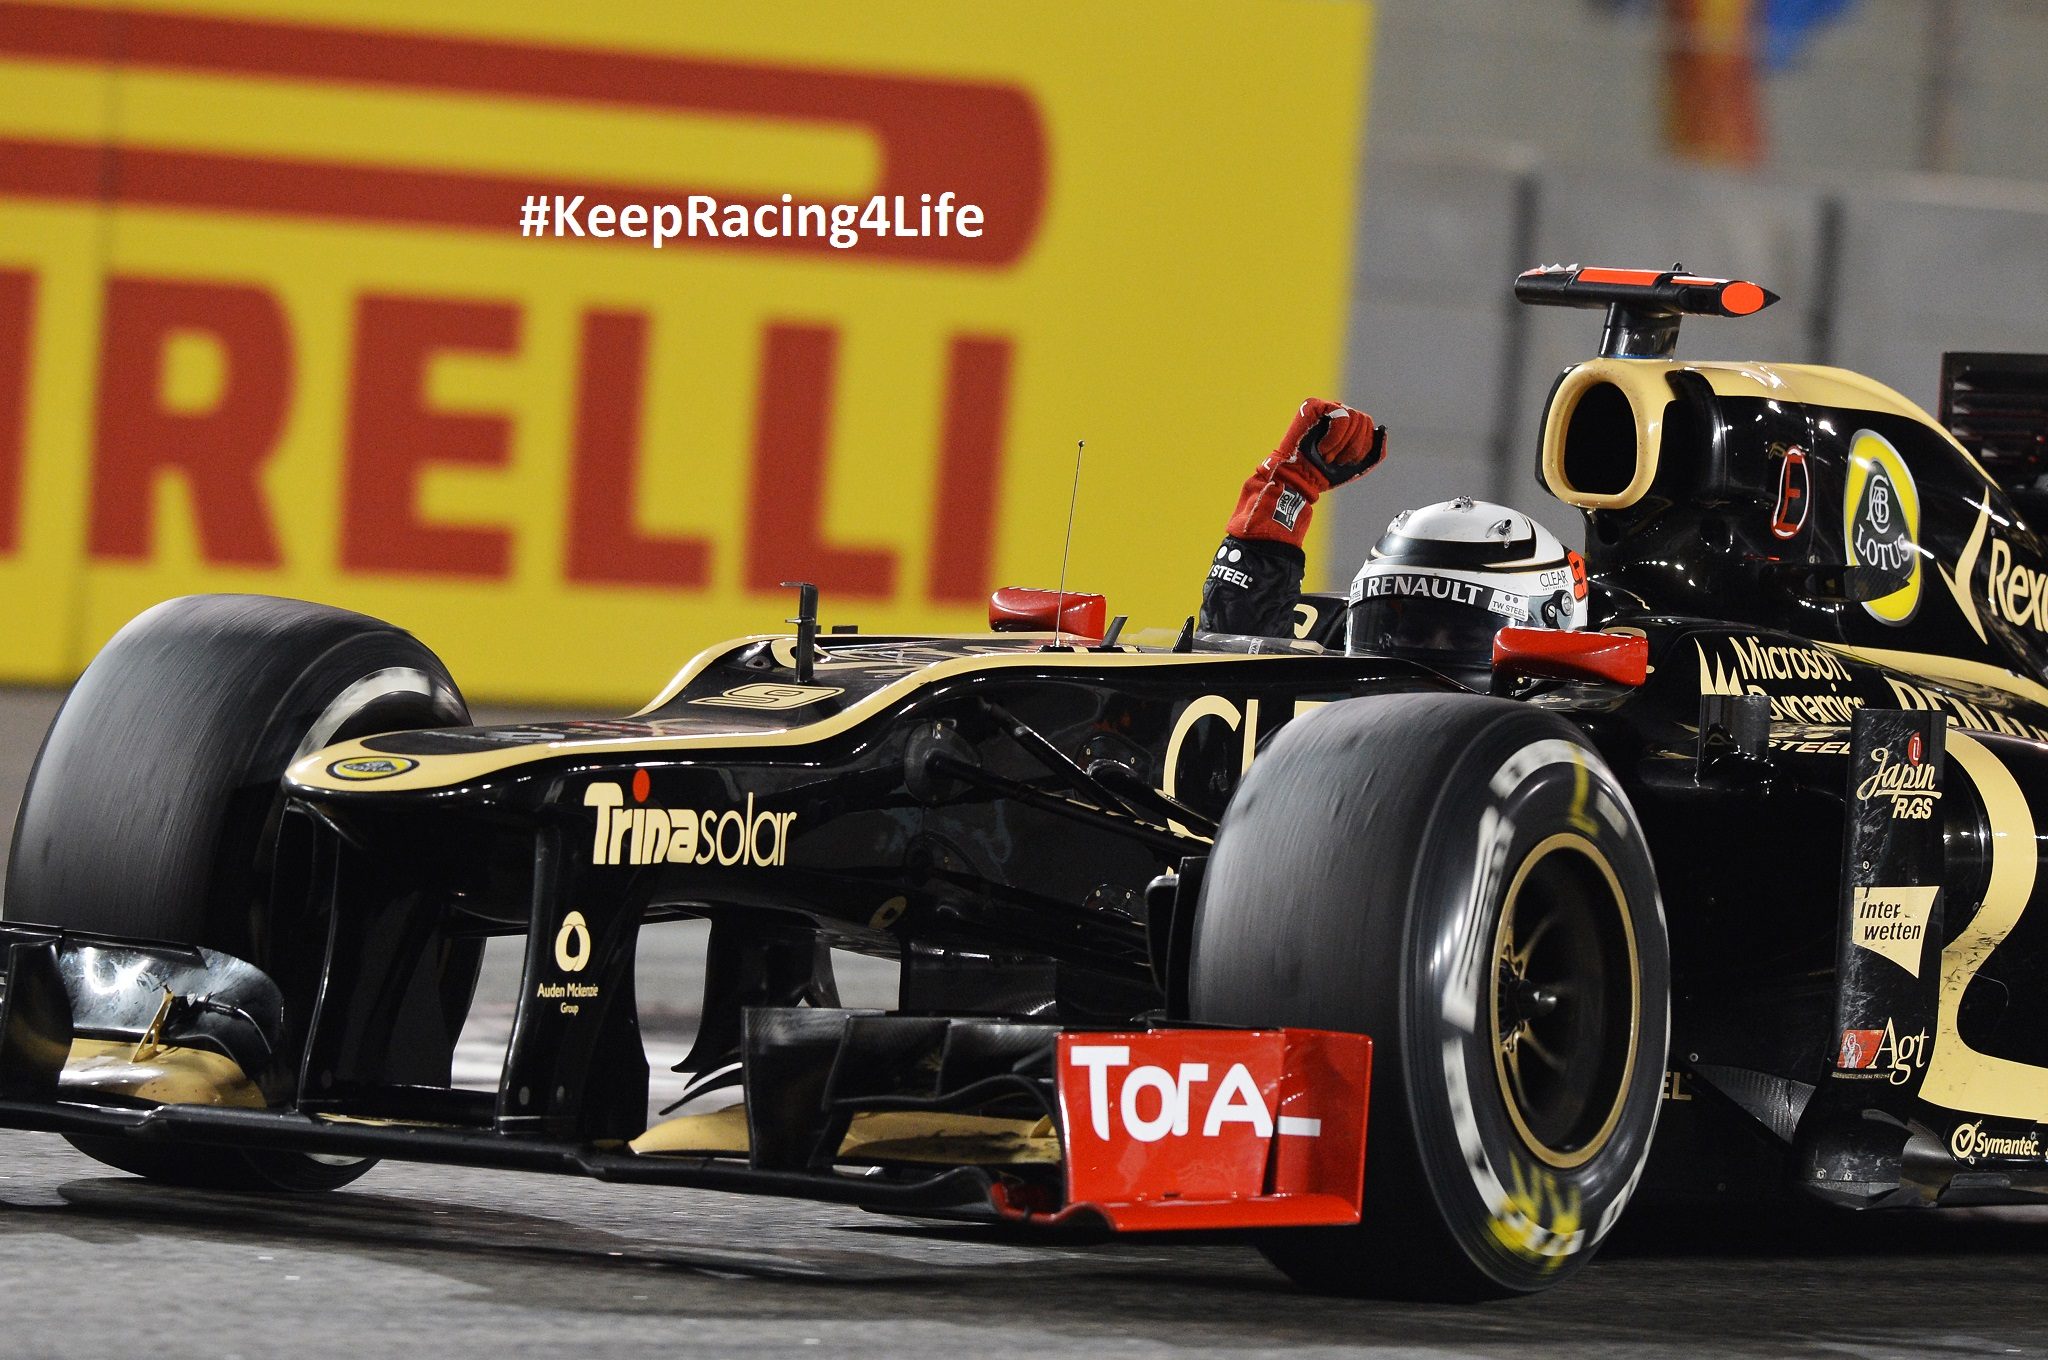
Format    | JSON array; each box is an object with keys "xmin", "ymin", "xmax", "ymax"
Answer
[{"xmin": 0, "ymin": 0, "xmax": 1370, "ymax": 705}]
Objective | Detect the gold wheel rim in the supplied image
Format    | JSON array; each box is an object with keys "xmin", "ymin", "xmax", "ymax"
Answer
[{"xmin": 1487, "ymin": 831, "xmax": 1641, "ymax": 1170}]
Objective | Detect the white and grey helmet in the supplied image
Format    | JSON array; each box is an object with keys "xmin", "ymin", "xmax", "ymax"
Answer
[{"xmin": 1346, "ymin": 498, "xmax": 1587, "ymax": 682}]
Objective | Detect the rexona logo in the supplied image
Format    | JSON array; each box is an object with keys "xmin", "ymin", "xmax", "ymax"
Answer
[
  {"xmin": 1941, "ymin": 491, "xmax": 2048, "ymax": 644},
  {"xmin": 1066, "ymin": 1044, "xmax": 1322, "ymax": 1144},
  {"xmin": 1856, "ymin": 746, "xmax": 1940, "ymax": 820},
  {"xmin": 584, "ymin": 778, "xmax": 795, "ymax": 868},
  {"xmin": 326, "ymin": 756, "xmax": 418, "ymax": 780},
  {"xmin": 1951, "ymin": 1120, "xmax": 2043, "ymax": 1164},
  {"xmin": 1837, "ymin": 1019, "xmax": 1929, "ymax": 1086},
  {"xmin": 1843, "ymin": 430, "xmax": 1921, "ymax": 626}
]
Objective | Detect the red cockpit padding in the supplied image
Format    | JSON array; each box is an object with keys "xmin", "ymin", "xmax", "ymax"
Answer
[{"xmin": 988, "ymin": 587, "xmax": 1107, "ymax": 637}]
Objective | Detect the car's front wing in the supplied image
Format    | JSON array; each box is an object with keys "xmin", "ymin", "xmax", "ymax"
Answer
[{"xmin": 0, "ymin": 926, "xmax": 1371, "ymax": 1232}]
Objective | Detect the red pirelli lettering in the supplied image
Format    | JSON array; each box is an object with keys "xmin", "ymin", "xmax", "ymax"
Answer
[
  {"xmin": 0, "ymin": 1, "xmax": 1045, "ymax": 266},
  {"xmin": 0, "ymin": 271, "xmax": 32, "ymax": 554},
  {"xmin": 342, "ymin": 294, "xmax": 517, "ymax": 580},
  {"xmin": 90, "ymin": 277, "xmax": 290, "ymax": 567}
]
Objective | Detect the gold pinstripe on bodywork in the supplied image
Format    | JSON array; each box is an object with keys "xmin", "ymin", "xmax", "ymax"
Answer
[
  {"xmin": 1921, "ymin": 731, "xmax": 2048, "ymax": 1118},
  {"xmin": 287, "ymin": 637, "xmax": 1319, "ymax": 795}
]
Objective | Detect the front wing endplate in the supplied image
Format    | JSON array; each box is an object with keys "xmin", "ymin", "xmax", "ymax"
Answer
[{"xmin": 1040, "ymin": 1027, "xmax": 1371, "ymax": 1231}]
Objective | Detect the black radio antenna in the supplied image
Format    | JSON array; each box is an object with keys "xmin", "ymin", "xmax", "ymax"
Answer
[{"xmin": 1052, "ymin": 439, "xmax": 1085, "ymax": 650}]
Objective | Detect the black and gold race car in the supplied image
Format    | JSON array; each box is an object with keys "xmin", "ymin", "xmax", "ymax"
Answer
[{"xmin": 4, "ymin": 266, "xmax": 2047, "ymax": 1298}]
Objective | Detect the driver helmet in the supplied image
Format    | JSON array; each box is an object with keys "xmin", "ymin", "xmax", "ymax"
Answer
[{"xmin": 1347, "ymin": 497, "xmax": 1587, "ymax": 685}]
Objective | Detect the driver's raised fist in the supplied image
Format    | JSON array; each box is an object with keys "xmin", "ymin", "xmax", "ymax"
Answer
[{"xmin": 1225, "ymin": 398, "xmax": 1386, "ymax": 549}]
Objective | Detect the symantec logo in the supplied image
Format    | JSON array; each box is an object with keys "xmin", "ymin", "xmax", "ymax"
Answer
[{"xmin": 1951, "ymin": 1120, "xmax": 2043, "ymax": 1164}]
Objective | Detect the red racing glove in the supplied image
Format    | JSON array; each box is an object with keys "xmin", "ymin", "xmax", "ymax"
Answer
[{"xmin": 1224, "ymin": 399, "xmax": 1386, "ymax": 549}]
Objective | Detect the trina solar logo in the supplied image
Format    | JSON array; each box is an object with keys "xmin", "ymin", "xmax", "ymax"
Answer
[{"xmin": 584, "ymin": 778, "xmax": 795, "ymax": 868}]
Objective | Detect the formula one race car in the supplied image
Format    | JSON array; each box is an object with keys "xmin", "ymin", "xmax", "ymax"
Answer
[{"xmin": 6, "ymin": 265, "xmax": 2048, "ymax": 1300}]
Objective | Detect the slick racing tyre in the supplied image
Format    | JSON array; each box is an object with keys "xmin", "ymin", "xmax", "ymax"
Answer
[
  {"xmin": 6, "ymin": 594, "xmax": 472, "ymax": 1191},
  {"xmin": 1187, "ymin": 693, "xmax": 1669, "ymax": 1298}
]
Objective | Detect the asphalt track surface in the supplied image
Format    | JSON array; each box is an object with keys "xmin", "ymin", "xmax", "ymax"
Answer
[{"xmin": 2, "ymin": 688, "xmax": 2047, "ymax": 1357}]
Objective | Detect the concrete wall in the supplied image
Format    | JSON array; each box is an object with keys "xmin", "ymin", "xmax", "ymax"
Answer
[
  {"xmin": 1322, "ymin": 1, "xmax": 2048, "ymax": 584},
  {"xmin": 1368, "ymin": 0, "xmax": 2048, "ymax": 183}
]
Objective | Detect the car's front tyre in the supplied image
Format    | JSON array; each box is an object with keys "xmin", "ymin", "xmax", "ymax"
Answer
[
  {"xmin": 6, "ymin": 594, "xmax": 473, "ymax": 1191},
  {"xmin": 1188, "ymin": 693, "xmax": 1669, "ymax": 1298}
]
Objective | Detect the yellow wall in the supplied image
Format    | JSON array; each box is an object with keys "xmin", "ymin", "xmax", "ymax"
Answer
[{"xmin": 0, "ymin": 0, "xmax": 1372, "ymax": 707}]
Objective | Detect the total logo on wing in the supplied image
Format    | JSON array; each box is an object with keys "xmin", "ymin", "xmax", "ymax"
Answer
[
  {"xmin": 584, "ymin": 770, "xmax": 795, "ymax": 867},
  {"xmin": 1065, "ymin": 1044, "xmax": 1314, "ymax": 1144}
]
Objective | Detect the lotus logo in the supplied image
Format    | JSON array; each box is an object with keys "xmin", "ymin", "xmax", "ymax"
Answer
[
  {"xmin": 1842, "ymin": 430, "xmax": 1921, "ymax": 626},
  {"xmin": 326, "ymin": 756, "xmax": 418, "ymax": 780}
]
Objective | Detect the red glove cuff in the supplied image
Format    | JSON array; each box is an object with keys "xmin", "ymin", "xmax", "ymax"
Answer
[{"xmin": 1226, "ymin": 460, "xmax": 1321, "ymax": 546}]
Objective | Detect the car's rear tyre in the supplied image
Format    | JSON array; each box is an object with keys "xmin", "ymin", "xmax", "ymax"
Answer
[
  {"xmin": 5, "ymin": 594, "xmax": 471, "ymax": 1191},
  {"xmin": 1187, "ymin": 693, "xmax": 1668, "ymax": 1298}
]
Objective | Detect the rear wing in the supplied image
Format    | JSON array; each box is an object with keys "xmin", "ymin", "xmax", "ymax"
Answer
[
  {"xmin": 1941, "ymin": 352, "xmax": 2048, "ymax": 511},
  {"xmin": 1515, "ymin": 263, "xmax": 1776, "ymax": 360}
]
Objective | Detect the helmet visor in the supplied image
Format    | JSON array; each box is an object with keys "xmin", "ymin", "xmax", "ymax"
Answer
[{"xmin": 1346, "ymin": 593, "xmax": 1507, "ymax": 672}]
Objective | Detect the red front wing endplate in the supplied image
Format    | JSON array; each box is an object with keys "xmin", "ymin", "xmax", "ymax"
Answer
[{"xmin": 997, "ymin": 1027, "xmax": 1372, "ymax": 1232}]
